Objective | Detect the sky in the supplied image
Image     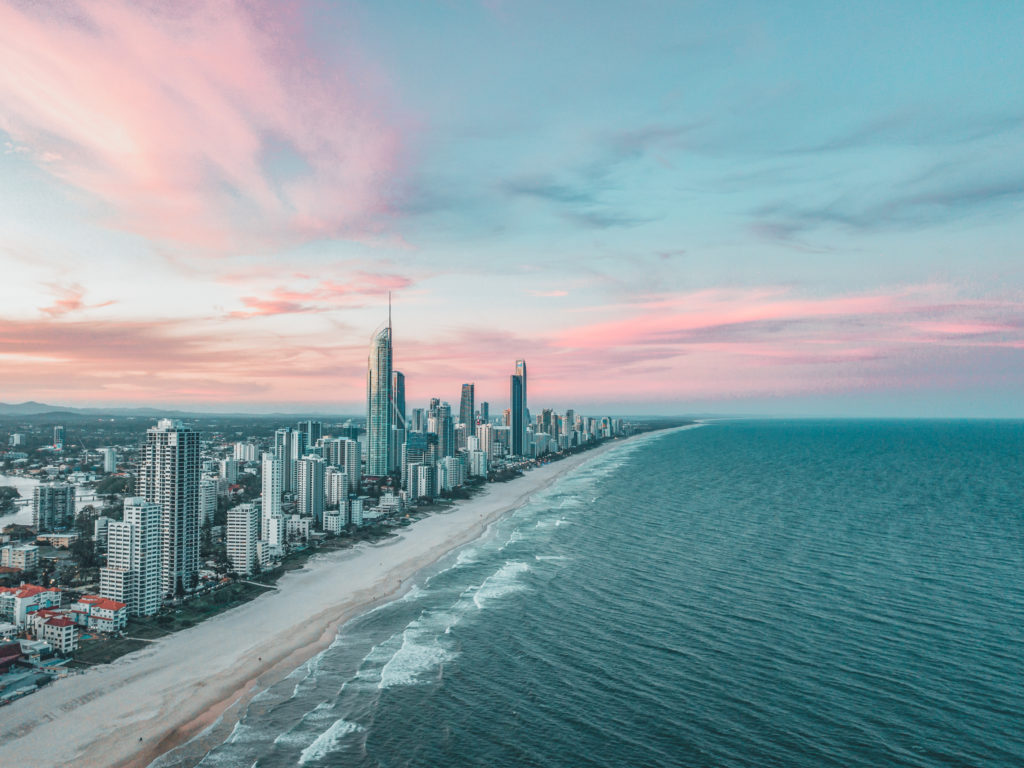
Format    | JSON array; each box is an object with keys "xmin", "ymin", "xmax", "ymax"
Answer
[{"xmin": 1, "ymin": 0, "xmax": 1022, "ymax": 416}]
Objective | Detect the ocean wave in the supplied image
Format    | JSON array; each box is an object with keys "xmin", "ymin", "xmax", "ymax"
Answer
[
  {"xmin": 377, "ymin": 622, "xmax": 455, "ymax": 689},
  {"xmin": 297, "ymin": 717, "xmax": 364, "ymax": 765},
  {"xmin": 472, "ymin": 561, "xmax": 530, "ymax": 610}
]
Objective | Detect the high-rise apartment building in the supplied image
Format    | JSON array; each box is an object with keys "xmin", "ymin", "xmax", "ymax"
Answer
[
  {"xmin": 261, "ymin": 451, "xmax": 283, "ymax": 539},
  {"xmin": 140, "ymin": 419, "xmax": 200, "ymax": 596},
  {"xmin": 227, "ymin": 503, "xmax": 260, "ymax": 576},
  {"xmin": 322, "ymin": 437, "xmax": 361, "ymax": 490},
  {"xmin": 233, "ymin": 442, "xmax": 258, "ymax": 462},
  {"xmin": 401, "ymin": 432, "xmax": 438, "ymax": 490},
  {"xmin": 100, "ymin": 497, "xmax": 161, "ymax": 616},
  {"xmin": 219, "ymin": 458, "xmax": 238, "ymax": 483},
  {"xmin": 366, "ymin": 320, "xmax": 394, "ymax": 477},
  {"xmin": 273, "ymin": 428, "xmax": 299, "ymax": 493},
  {"xmin": 32, "ymin": 483, "xmax": 75, "ymax": 530},
  {"xmin": 459, "ymin": 383, "xmax": 475, "ymax": 436},
  {"xmin": 53, "ymin": 425, "xmax": 65, "ymax": 450},
  {"xmin": 199, "ymin": 478, "xmax": 217, "ymax": 527},
  {"xmin": 325, "ymin": 467, "xmax": 349, "ymax": 511},
  {"xmin": 100, "ymin": 447, "xmax": 118, "ymax": 473},
  {"xmin": 296, "ymin": 455, "xmax": 326, "ymax": 526}
]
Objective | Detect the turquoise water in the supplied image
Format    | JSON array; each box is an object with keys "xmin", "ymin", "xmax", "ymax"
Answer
[{"xmin": 178, "ymin": 420, "xmax": 1024, "ymax": 767}]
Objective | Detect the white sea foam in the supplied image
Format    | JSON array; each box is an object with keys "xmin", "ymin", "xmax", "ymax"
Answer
[
  {"xmin": 535, "ymin": 554, "xmax": 569, "ymax": 561},
  {"xmin": 472, "ymin": 561, "xmax": 530, "ymax": 609},
  {"xmin": 377, "ymin": 622, "xmax": 455, "ymax": 689},
  {"xmin": 454, "ymin": 547, "xmax": 479, "ymax": 567},
  {"xmin": 297, "ymin": 717, "xmax": 364, "ymax": 765},
  {"xmin": 273, "ymin": 729, "xmax": 307, "ymax": 747}
]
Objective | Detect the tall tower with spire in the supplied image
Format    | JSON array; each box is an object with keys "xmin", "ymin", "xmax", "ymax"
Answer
[
  {"xmin": 510, "ymin": 359, "xmax": 527, "ymax": 456},
  {"xmin": 366, "ymin": 296, "xmax": 394, "ymax": 477}
]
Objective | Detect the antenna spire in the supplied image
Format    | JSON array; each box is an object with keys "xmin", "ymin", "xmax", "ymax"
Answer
[{"xmin": 388, "ymin": 291, "xmax": 392, "ymax": 331}]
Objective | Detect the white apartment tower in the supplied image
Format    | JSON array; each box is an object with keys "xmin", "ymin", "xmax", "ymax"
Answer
[
  {"xmin": 100, "ymin": 497, "xmax": 161, "ymax": 616},
  {"xmin": 324, "ymin": 466, "xmax": 349, "ymax": 511},
  {"xmin": 227, "ymin": 503, "xmax": 260, "ymax": 576},
  {"xmin": 261, "ymin": 451, "xmax": 283, "ymax": 540},
  {"xmin": 141, "ymin": 419, "xmax": 200, "ymax": 596},
  {"xmin": 100, "ymin": 447, "xmax": 118, "ymax": 473}
]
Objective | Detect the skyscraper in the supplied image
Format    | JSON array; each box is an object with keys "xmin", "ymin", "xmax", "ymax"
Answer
[
  {"xmin": 459, "ymin": 383, "xmax": 475, "ymax": 436},
  {"xmin": 297, "ymin": 420, "xmax": 323, "ymax": 447},
  {"xmin": 366, "ymin": 321, "xmax": 393, "ymax": 477},
  {"xmin": 141, "ymin": 419, "xmax": 200, "ymax": 596},
  {"xmin": 392, "ymin": 371, "xmax": 406, "ymax": 429},
  {"xmin": 274, "ymin": 428, "xmax": 299, "ymax": 493},
  {"xmin": 53, "ymin": 425, "xmax": 65, "ymax": 450},
  {"xmin": 409, "ymin": 408, "xmax": 426, "ymax": 432},
  {"xmin": 479, "ymin": 401, "xmax": 489, "ymax": 424},
  {"xmin": 433, "ymin": 401, "xmax": 455, "ymax": 458},
  {"xmin": 510, "ymin": 359, "xmax": 527, "ymax": 456}
]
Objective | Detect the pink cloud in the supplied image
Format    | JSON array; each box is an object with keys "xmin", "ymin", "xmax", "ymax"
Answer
[
  {"xmin": 0, "ymin": 1, "xmax": 403, "ymax": 251},
  {"xmin": 1, "ymin": 284, "xmax": 1021, "ymax": 410},
  {"xmin": 228, "ymin": 273, "xmax": 413, "ymax": 317},
  {"xmin": 39, "ymin": 283, "xmax": 114, "ymax": 317}
]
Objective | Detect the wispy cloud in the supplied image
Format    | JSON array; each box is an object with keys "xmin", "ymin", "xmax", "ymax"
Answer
[
  {"xmin": 39, "ymin": 283, "xmax": 114, "ymax": 318},
  {"xmin": 228, "ymin": 273, "xmax": 413, "ymax": 318},
  {"xmin": 0, "ymin": 1, "xmax": 404, "ymax": 252}
]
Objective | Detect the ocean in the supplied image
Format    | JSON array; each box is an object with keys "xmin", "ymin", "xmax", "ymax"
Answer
[{"xmin": 177, "ymin": 420, "xmax": 1024, "ymax": 767}]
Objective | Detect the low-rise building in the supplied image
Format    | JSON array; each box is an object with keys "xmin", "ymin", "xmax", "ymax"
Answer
[
  {"xmin": 285, "ymin": 515, "xmax": 311, "ymax": 542},
  {"xmin": 35, "ymin": 533, "xmax": 79, "ymax": 549},
  {"xmin": 0, "ymin": 544, "xmax": 39, "ymax": 572},
  {"xmin": 69, "ymin": 595, "xmax": 128, "ymax": 633},
  {"xmin": 324, "ymin": 510, "xmax": 345, "ymax": 534},
  {"xmin": 40, "ymin": 616, "xmax": 76, "ymax": 654},
  {"xmin": 0, "ymin": 585, "xmax": 61, "ymax": 627}
]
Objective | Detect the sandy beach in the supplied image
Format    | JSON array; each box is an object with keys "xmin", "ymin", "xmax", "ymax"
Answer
[{"xmin": 0, "ymin": 437, "xmax": 634, "ymax": 768}]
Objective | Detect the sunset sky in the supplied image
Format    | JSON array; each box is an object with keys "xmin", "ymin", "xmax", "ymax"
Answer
[{"xmin": 1, "ymin": 1, "xmax": 1022, "ymax": 415}]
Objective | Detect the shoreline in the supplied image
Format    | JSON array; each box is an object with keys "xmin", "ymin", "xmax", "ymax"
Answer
[{"xmin": 0, "ymin": 432, "xmax": 660, "ymax": 768}]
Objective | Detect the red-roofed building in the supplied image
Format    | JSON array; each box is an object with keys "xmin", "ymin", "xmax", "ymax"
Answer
[
  {"xmin": 41, "ymin": 616, "xmax": 77, "ymax": 654},
  {"xmin": 0, "ymin": 584, "xmax": 61, "ymax": 627},
  {"xmin": 69, "ymin": 594, "xmax": 128, "ymax": 633}
]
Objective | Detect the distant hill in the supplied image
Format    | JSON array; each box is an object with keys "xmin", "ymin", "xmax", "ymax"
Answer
[
  {"xmin": 0, "ymin": 401, "xmax": 359, "ymax": 420},
  {"xmin": 0, "ymin": 401, "xmax": 79, "ymax": 416}
]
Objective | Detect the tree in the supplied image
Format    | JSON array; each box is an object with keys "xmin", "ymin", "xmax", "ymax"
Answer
[
  {"xmin": 0, "ymin": 486, "xmax": 20, "ymax": 515},
  {"xmin": 95, "ymin": 475, "xmax": 129, "ymax": 495},
  {"xmin": 70, "ymin": 537, "xmax": 99, "ymax": 569}
]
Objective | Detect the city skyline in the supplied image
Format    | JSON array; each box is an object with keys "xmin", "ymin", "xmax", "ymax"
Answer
[{"xmin": 1, "ymin": 2, "xmax": 1022, "ymax": 417}]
